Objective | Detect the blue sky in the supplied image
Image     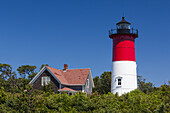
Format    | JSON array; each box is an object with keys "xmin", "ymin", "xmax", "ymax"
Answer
[{"xmin": 0, "ymin": 0, "xmax": 170, "ymax": 86}]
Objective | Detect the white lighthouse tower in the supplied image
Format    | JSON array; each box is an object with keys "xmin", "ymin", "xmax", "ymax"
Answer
[{"xmin": 109, "ymin": 17, "xmax": 138, "ymax": 95}]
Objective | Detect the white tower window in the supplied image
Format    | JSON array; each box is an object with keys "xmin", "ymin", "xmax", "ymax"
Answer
[
  {"xmin": 115, "ymin": 76, "xmax": 122, "ymax": 87},
  {"xmin": 41, "ymin": 76, "xmax": 50, "ymax": 86},
  {"xmin": 118, "ymin": 79, "xmax": 121, "ymax": 85}
]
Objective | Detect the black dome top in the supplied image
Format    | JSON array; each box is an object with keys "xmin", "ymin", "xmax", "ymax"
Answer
[{"xmin": 116, "ymin": 17, "xmax": 131, "ymax": 25}]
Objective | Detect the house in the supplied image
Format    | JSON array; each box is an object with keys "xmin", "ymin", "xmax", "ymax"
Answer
[{"xmin": 29, "ymin": 64, "xmax": 94, "ymax": 95}]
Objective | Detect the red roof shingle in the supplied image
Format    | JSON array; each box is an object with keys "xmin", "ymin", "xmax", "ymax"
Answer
[
  {"xmin": 46, "ymin": 66, "xmax": 90, "ymax": 85},
  {"xmin": 58, "ymin": 87, "xmax": 77, "ymax": 92}
]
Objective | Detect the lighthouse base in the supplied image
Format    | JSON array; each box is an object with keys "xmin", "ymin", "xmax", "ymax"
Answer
[
  {"xmin": 112, "ymin": 88, "xmax": 137, "ymax": 96},
  {"xmin": 111, "ymin": 61, "xmax": 137, "ymax": 96}
]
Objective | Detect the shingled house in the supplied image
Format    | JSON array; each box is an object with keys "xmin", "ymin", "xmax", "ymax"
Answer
[{"xmin": 29, "ymin": 64, "xmax": 94, "ymax": 95}]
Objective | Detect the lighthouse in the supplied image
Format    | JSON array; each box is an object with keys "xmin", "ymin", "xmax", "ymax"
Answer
[{"xmin": 109, "ymin": 17, "xmax": 138, "ymax": 95}]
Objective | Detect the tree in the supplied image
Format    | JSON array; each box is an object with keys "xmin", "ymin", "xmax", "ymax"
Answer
[
  {"xmin": 28, "ymin": 72, "xmax": 37, "ymax": 80},
  {"xmin": 17, "ymin": 65, "xmax": 37, "ymax": 90},
  {"xmin": 17, "ymin": 65, "xmax": 37, "ymax": 79},
  {"xmin": 93, "ymin": 76, "xmax": 102, "ymax": 93},
  {"xmin": 93, "ymin": 72, "xmax": 111, "ymax": 94},
  {"xmin": 0, "ymin": 87, "xmax": 6, "ymax": 104},
  {"xmin": 137, "ymin": 75, "xmax": 156, "ymax": 93},
  {"xmin": 100, "ymin": 72, "xmax": 111, "ymax": 93},
  {"xmin": 0, "ymin": 63, "xmax": 17, "ymax": 92},
  {"xmin": 0, "ymin": 63, "xmax": 12, "ymax": 80},
  {"xmin": 7, "ymin": 85, "xmax": 38, "ymax": 112},
  {"xmin": 42, "ymin": 82, "xmax": 55, "ymax": 93}
]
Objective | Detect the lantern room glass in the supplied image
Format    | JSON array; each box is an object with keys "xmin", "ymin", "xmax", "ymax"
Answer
[{"xmin": 117, "ymin": 23, "xmax": 130, "ymax": 29}]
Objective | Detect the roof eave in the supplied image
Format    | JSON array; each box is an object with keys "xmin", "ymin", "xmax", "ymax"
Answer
[
  {"xmin": 61, "ymin": 83, "xmax": 85, "ymax": 86},
  {"xmin": 58, "ymin": 90, "xmax": 78, "ymax": 92}
]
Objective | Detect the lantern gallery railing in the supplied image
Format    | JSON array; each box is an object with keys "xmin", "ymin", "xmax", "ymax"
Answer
[{"xmin": 109, "ymin": 28, "xmax": 138, "ymax": 36}]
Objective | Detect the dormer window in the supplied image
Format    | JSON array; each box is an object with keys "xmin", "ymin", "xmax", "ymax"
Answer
[{"xmin": 41, "ymin": 76, "xmax": 50, "ymax": 86}]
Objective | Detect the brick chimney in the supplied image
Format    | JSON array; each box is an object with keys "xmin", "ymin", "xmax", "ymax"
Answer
[{"xmin": 64, "ymin": 64, "xmax": 68, "ymax": 71}]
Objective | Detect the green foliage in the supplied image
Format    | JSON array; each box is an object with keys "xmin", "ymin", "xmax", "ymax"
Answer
[
  {"xmin": 0, "ymin": 63, "xmax": 170, "ymax": 112},
  {"xmin": 42, "ymin": 82, "xmax": 55, "ymax": 93},
  {"xmin": 0, "ymin": 87, "xmax": 6, "ymax": 104},
  {"xmin": 28, "ymin": 72, "xmax": 37, "ymax": 80},
  {"xmin": 93, "ymin": 72, "xmax": 111, "ymax": 94},
  {"xmin": 138, "ymin": 75, "xmax": 156, "ymax": 94},
  {"xmin": 0, "ymin": 63, "xmax": 18, "ymax": 93},
  {"xmin": 0, "ymin": 82, "xmax": 170, "ymax": 112},
  {"xmin": 0, "ymin": 63, "xmax": 12, "ymax": 78},
  {"xmin": 17, "ymin": 65, "xmax": 37, "ymax": 79}
]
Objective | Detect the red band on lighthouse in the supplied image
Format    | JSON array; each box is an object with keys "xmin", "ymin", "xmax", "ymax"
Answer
[{"xmin": 112, "ymin": 34, "xmax": 136, "ymax": 61}]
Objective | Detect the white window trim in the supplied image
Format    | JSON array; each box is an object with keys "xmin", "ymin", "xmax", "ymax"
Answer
[
  {"xmin": 41, "ymin": 76, "xmax": 51, "ymax": 86},
  {"xmin": 115, "ymin": 76, "xmax": 122, "ymax": 87},
  {"xmin": 86, "ymin": 79, "xmax": 89, "ymax": 88},
  {"xmin": 82, "ymin": 85, "xmax": 85, "ymax": 92}
]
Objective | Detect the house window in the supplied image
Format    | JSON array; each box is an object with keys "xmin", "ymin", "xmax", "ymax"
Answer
[
  {"xmin": 118, "ymin": 79, "xmax": 121, "ymax": 85},
  {"xmin": 86, "ymin": 79, "xmax": 89, "ymax": 88},
  {"xmin": 41, "ymin": 76, "xmax": 50, "ymax": 86}
]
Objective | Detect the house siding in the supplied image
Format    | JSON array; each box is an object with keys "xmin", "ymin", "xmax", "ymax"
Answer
[
  {"xmin": 84, "ymin": 74, "xmax": 93, "ymax": 94},
  {"xmin": 32, "ymin": 70, "xmax": 59, "ymax": 92}
]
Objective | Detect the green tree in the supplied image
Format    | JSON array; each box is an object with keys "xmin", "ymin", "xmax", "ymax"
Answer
[
  {"xmin": 0, "ymin": 63, "xmax": 12, "ymax": 80},
  {"xmin": 6, "ymin": 72, "xmax": 18, "ymax": 93},
  {"xmin": 6, "ymin": 85, "xmax": 39, "ymax": 112},
  {"xmin": 93, "ymin": 76, "xmax": 102, "ymax": 93},
  {"xmin": 93, "ymin": 72, "xmax": 111, "ymax": 94},
  {"xmin": 42, "ymin": 82, "xmax": 55, "ymax": 93},
  {"xmin": 28, "ymin": 72, "xmax": 37, "ymax": 80},
  {"xmin": 0, "ymin": 87, "xmax": 6, "ymax": 104},
  {"xmin": 17, "ymin": 65, "xmax": 37, "ymax": 79},
  {"xmin": 17, "ymin": 65, "xmax": 37, "ymax": 90},
  {"xmin": 0, "ymin": 63, "xmax": 17, "ymax": 92},
  {"xmin": 100, "ymin": 72, "xmax": 111, "ymax": 93},
  {"xmin": 137, "ymin": 75, "xmax": 156, "ymax": 94}
]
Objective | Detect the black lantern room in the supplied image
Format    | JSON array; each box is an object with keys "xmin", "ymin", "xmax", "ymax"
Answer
[
  {"xmin": 116, "ymin": 17, "xmax": 131, "ymax": 34},
  {"xmin": 109, "ymin": 17, "xmax": 138, "ymax": 37}
]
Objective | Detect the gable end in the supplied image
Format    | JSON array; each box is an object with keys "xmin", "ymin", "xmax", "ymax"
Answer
[{"xmin": 29, "ymin": 66, "xmax": 61, "ymax": 84}]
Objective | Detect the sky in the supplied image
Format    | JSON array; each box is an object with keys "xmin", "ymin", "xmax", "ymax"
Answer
[{"xmin": 0, "ymin": 0, "xmax": 170, "ymax": 87}]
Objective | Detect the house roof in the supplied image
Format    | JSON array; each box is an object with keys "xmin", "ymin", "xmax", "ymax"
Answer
[
  {"xmin": 46, "ymin": 66, "xmax": 90, "ymax": 85},
  {"xmin": 58, "ymin": 87, "xmax": 77, "ymax": 92}
]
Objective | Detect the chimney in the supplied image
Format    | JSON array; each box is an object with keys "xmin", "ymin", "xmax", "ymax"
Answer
[{"xmin": 64, "ymin": 64, "xmax": 68, "ymax": 71}]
